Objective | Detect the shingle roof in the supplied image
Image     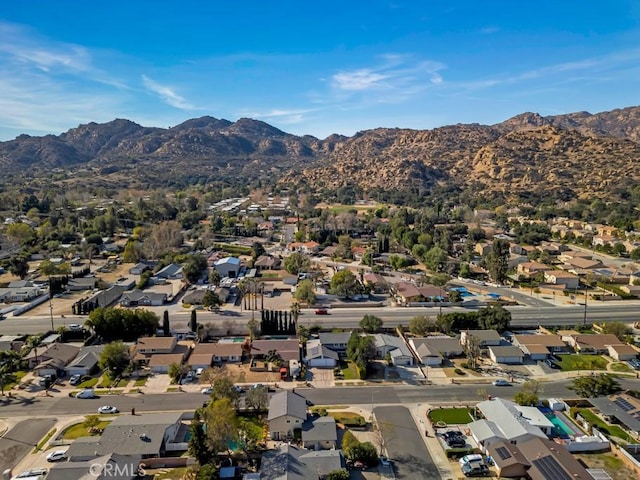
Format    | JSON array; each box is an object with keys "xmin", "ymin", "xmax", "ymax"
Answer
[
  {"xmin": 260, "ymin": 445, "xmax": 344, "ymax": 480},
  {"xmin": 477, "ymin": 398, "xmax": 546, "ymax": 441},
  {"xmin": 267, "ymin": 391, "xmax": 307, "ymax": 421},
  {"xmin": 305, "ymin": 340, "xmax": 339, "ymax": 362},
  {"xmin": 301, "ymin": 416, "xmax": 337, "ymax": 443}
]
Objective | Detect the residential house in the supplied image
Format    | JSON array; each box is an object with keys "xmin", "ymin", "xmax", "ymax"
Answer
[
  {"xmin": 250, "ymin": 338, "xmax": 300, "ymax": 363},
  {"xmin": 372, "ymin": 334, "xmax": 414, "ymax": 366},
  {"xmin": 65, "ymin": 345, "xmax": 104, "ymax": 376},
  {"xmin": 254, "ymin": 255, "xmax": 281, "ymax": 271},
  {"xmin": 509, "ymin": 243, "xmax": 526, "ymax": 255},
  {"xmin": 260, "ymin": 444, "xmax": 345, "ymax": 480},
  {"xmin": 592, "ymin": 235, "xmax": 621, "ymax": 248},
  {"xmin": 607, "ymin": 344, "xmax": 638, "ymax": 361},
  {"xmin": 474, "ymin": 242, "xmax": 491, "ymax": 257},
  {"xmin": 27, "ymin": 343, "xmax": 80, "ymax": 373},
  {"xmin": 394, "ymin": 282, "xmax": 447, "ymax": 305},
  {"xmin": 287, "ymin": 241, "xmax": 320, "ymax": 255},
  {"xmin": 188, "ymin": 342, "xmax": 244, "ymax": 369},
  {"xmin": 213, "ymin": 256, "xmax": 241, "ymax": 278},
  {"xmin": 66, "ymin": 412, "xmax": 184, "ymax": 461},
  {"xmin": 317, "ymin": 332, "xmax": 351, "ymax": 357},
  {"xmin": 267, "ymin": 391, "xmax": 308, "ymax": 440},
  {"xmin": 363, "ymin": 273, "xmax": 388, "ymax": 293},
  {"xmin": 409, "ymin": 337, "xmax": 464, "ymax": 366},
  {"xmin": 66, "ymin": 277, "xmax": 99, "ymax": 292},
  {"xmin": 120, "ymin": 289, "xmax": 167, "ymax": 307},
  {"xmin": 565, "ymin": 334, "xmax": 624, "ymax": 354},
  {"xmin": 129, "ymin": 263, "xmax": 150, "ymax": 275},
  {"xmin": 0, "ymin": 284, "xmax": 42, "ymax": 302},
  {"xmin": 460, "ymin": 330, "xmax": 501, "ymax": 348},
  {"xmin": 301, "ymin": 416, "xmax": 338, "ymax": 450},
  {"xmin": 152, "ymin": 263, "xmax": 183, "ymax": 280},
  {"xmin": 588, "ymin": 394, "xmax": 640, "ymax": 438},
  {"xmin": 489, "ymin": 346, "xmax": 524, "ymax": 365},
  {"xmin": 485, "ymin": 441, "xmax": 530, "ymax": 478},
  {"xmin": 543, "ymin": 270, "xmax": 580, "ymax": 289},
  {"xmin": 0, "ymin": 335, "xmax": 24, "ymax": 353},
  {"xmin": 563, "ymin": 256, "xmax": 602, "ymax": 270},
  {"xmin": 132, "ymin": 336, "xmax": 188, "ymax": 373},
  {"xmin": 516, "ymin": 262, "xmax": 551, "ymax": 279},
  {"xmin": 47, "ymin": 454, "xmax": 142, "ymax": 480},
  {"xmin": 513, "ymin": 334, "xmax": 568, "ymax": 355},
  {"xmin": 305, "ymin": 339, "xmax": 339, "ymax": 368}
]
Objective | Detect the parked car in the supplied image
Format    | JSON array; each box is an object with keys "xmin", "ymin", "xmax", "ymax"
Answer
[
  {"xmin": 461, "ymin": 462, "xmax": 489, "ymax": 477},
  {"xmin": 443, "ymin": 431, "xmax": 466, "ymax": 447},
  {"xmin": 492, "ymin": 379, "xmax": 510, "ymax": 386},
  {"xmin": 39, "ymin": 375, "xmax": 54, "ymax": 388},
  {"xmin": 314, "ymin": 308, "xmax": 329, "ymax": 315},
  {"xmin": 98, "ymin": 405, "xmax": 119, "ymax": 414},
  {"xmin": 545, "ymin": 359, "xmax": 560, "ymax": 369},
  {"xmin": 195, "ymin": 367, "xmax": 204, "ymax": 378},
  {"xmin": 380, "ymin": 456, "xmax": 392, "ymax": 467},
  {"xmin": 69, "ymin": 374, "xmax": 82, "ymax": 386},
  {"xmin": 201, "ymin": 387, "xmax": 213, "ymax": 394},
  {"xmin": 68, "ymin": 324, "xmax": 83, "ymax": 331},
  {"xmin": 459, "ymin": 454, "xmax": 484, "ymax": 466},
  {"xmin": 46, "ymin": 450, "xmax": 68, "ymax": 462}
]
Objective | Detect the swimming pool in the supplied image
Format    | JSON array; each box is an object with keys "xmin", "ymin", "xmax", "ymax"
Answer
[{"xmin": 538, "ymin": 408, "xmax": 576, "ymax": 437}]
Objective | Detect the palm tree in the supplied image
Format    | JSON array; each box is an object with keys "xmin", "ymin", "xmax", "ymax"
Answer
[
  {"xmin": 26, "ymin": 335, "xmax": 42, "ymax": 367},
  {"xmin": 290, "ymin": 302, "xmax": 301, "ymax": 330},
  {"xmin": 0, "ymin": 364, "xmax": 17, "ymax": 396}
]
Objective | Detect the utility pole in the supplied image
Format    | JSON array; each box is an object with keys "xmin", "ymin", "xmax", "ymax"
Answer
[{"xmin": 583, "ymin": 289, "xmax": 588, "ymax": 326}]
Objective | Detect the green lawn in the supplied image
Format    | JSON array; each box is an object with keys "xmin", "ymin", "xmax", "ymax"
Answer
[
  {"xmin": 341, "ymin": 362, "xmax": 359, "ymax": 380},
  {"xmin": 428, "ymin": 408, "xmax": 474, "ymax": 425},
  {"xmin": 610, "ymin": 363, "xmax": 632, "ymax": 373},
  {"xmin": 3, "ymin": 370, "xmax": 27, "ymax": 391},
  {"xmin": 34, "ymin": 428, "xmax": 56, "ymax": 452},
  {"xmin": 576, "ymin": 409, "xmax": 633, "ymax": 443},
  {"xmin": 61, "ymin": 420, "xmax": 111, "ymax": 440},
  {"xmin": 78, "ymin": 377, "xmax": 99, "ymax": 388},
  {"xmin": 134, "ymin": 377, "xmax": 148, "ymax": 387},
  {"xmin": 556, "ymin": 355, "xmax": 608, "ymax": 371}
]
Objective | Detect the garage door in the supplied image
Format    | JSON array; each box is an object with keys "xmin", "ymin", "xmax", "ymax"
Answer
[{"xmin": 308, "ymin": 358, "xmax": 336, "ymax": 368}]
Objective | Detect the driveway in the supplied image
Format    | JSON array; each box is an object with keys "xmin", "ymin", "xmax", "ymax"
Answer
[
  {"xmin": 374, "ymin": 406, "xmax": 439, "ymax": 480},
  {"xmin": 0, "ymin": 418, "xmax": 56, "ymax": 474},
  {"xmin": 308, "ymin": 368, "xmax": 334, "ymax": 387}
]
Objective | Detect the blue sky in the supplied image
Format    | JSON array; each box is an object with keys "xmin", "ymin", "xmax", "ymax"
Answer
[{"xmin": 1, "ymin": 1, "xmax": 639, "ymax": 140}]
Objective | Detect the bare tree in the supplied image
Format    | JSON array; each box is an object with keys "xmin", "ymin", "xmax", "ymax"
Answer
[{"xmin": 372, "ymin": 418, "xmax": 394, "ymax": 456}]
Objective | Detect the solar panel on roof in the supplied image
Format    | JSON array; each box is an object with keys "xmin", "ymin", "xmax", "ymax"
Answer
[
  {"xmin": 613, "ymin": 398, "xmax": 633, "ymax": 412},
  {"xmin": 532, "ymin": 456, "xmax": 573, "ymax": 480},
  {"xmin": 495, "ymin": 446, "xmax": 512, "ymax": 460}
]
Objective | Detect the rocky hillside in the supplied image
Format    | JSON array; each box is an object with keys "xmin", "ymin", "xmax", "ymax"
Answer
[{"xmin": 1, "ymin": 106, "xmax": 640, "ymax": 201}]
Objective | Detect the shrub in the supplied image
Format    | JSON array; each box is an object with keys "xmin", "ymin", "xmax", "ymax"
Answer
[
  {"xmin": 445, "ymin": 447, "xmax": 474, "ymax": 459},
  {"xmin": 454, "ymin": 368, "xmax": 466, "ymax": 376}
]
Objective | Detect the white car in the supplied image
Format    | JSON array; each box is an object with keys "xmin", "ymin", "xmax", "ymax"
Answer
[
  {"xmin": 492, "ymin": 379, "xmax": 510, "ymax": 386},
  {"xmin": 68, "ymin": 323, "xmax": 82, "ymax": 330},
  {"xmin": 98, "ymin": 405, "xmax": 119, "ymax": 414},
  {"xmin": 201, "ymin": 387, "xmax": 213, "ymax": 394},
  {"xmin": 76, "ymin": 388, "xmax": 96, "ymax": 399},
  {"xmin": 46, "ymin": 450, "xmax": 67, "ymax": 462}
]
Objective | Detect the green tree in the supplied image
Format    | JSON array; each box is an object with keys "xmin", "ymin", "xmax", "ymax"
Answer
[
  {"xmin": 251, "ymin": 242, "xmax": 266, "ymax": 259},
  {"xmin": 341, "ymin": 430, "xmax": 360, "ymax": 452},
  {"xmin": 284, "ymin": 252, "xmax": 310, "ymax": 275},
  {"xmin": 86, "ymin": 307, "xmax": 159, "ymax": 341},
  {"xmin": 247, "ymin": 317, "xmax": 260, "ymax": 340},
  {"xmin": 8, "ymin": 256, "xmax": 29, "ymax": 279},
  {"xmin": 486, "ymin": 239, "xmax": 510, "ymax": 283},
  {"xmin": 601, "ymin": 322, "xmax": 631, "ymax": 341},
  {"xmin": 83, "ymin": 415, "xmax": 101, "ymax": 431},
  {"xmin": 360, "ymin": 314, "xmax": 383, "ymax": 333},
  {"xmin": 464, "ymin": 334, "xmax": 481, "ymax": 370},
  {"xmin": 345, "ymin": 441, "xmax": 379, "ymax": 465},
  {"xmin": 168, "ymin": 362, "xmax": 189, "ymax": 384},
  {"xmin": 477, "ymin": 305, "xmax": 511, "ymax": 332},
  {"xmin": 514, "ymin": 380, "xmax": 542, "ymax": 406},
  {"xmin": 569, "ymin": 374, "xmax": 621, "ymax": 398},
  {"xmin": 202, "ymin": 290, "xmax": 222, "ymax": 310},
  {"xmin": 346, "ymin": 332, "xmax": 375, "ymax": 375},
  {"xmin": 208, "ymin": 269, "xmax": 222, "ymax": 286},
  {"xmin": 162, "ymin": 310, "xmax": 170, "ymax": 336},
  {"xmin": 0, "ymin": 364, "xmax": 17, "ymax": 395},
  {"xmin": 122, "ymin": 241, "xmax": 143, "ymax": 263},
  {"xmin": 182, "ymin": 254, "xmax": 208, "ymax": 284},
  {"xmin": 245, "ymin": 385, "xmax": 269, "ymax": 411},
  {"xmin": 423, "ymin": 246, "xmax": 447, "ymax": 272},
  {"xmin": 99, "ymin": 341, "xmax": 130, "ymax": 379},
  {"xmin": 203, "ymin": 398, "xmax": 239, "ymax": 455},
  {"xmin": 330, "ymin": 269, "xmax": 358, "ymax": 298},
  {"xmin": 294, "ymin": 279, "xmax": 316, "ymax": 305},
  {"xmin": 6, "ymin": 222, "xmax": 36, "ymax": 245},
  {"xmin": 188, "ymin": 409, "xmax": 213, "ymax": 465},
  {"xmin": 409, "ymin": 315, "xmax": 435, "ymax": 336},
  {"xmin": 449, "ymin": 289, "xmax": 463, "ymax": 303}
]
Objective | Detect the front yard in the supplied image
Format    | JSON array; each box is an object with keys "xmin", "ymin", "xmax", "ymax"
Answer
[
  {"xmin": 428, "ymin": 408, "xmax": 474, "ymax": 425},
  {"xmin": 555, "ymin": 354, "xmax": 608, "ymax": 371},
  {"xmin": 61, "ymin": 419, "xmax": 112, "ymax": 440},
  {"xmin": 574, "ymin": 452, "xmax": 637, "ymax": 480},
  {"xmin": 574, "ymin": 409, "xmax": 634, "ymax": 443}
]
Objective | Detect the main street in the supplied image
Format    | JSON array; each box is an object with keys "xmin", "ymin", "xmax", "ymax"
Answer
[
  {"xmin": 2, "ymin": 302, "xmax": 640, "ymax": 334},
  {"xmin": 3, "ymin": 378, "xmax": 640, "ymax": 417}
]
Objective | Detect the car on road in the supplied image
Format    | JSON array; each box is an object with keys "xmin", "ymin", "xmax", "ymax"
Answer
[
  {"xmin": 492, "ymin": 379, "xmax": 510, "ymax": 386},
  {"xmin": 98, "ymin": 405, "xmax": 118, "ymax": 414},
  {"xmin": 14, "ymin": 469, "xmax": 49, "ymax": 478},
  {"xmin": 46, "ymin": 450, "xmax": 67, "ymax": 462},
  {"xmin": 201, "ymin": 387, "xmax": 213, "ymax": 394},
  {"xmin": 68, "ymin": 323, "xmax": 82, "ymax": 330},
  {"xmin": 76, "ymin": 388, "xmax": 96, "ymax": 399},
  {"xmin": 314, "ymin": 308, "xmax": 329, "ymax": 315}
]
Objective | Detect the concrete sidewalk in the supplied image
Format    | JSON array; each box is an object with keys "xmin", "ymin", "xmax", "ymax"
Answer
[{"xmin": 408, "ymin": 404, "xmax": 456, "ymax": 480}]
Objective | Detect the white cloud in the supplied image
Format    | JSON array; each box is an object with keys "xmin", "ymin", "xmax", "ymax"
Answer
[
  {"xmin": 332, "ymin": 69, "xmax": 391, "ymax": 91},
  {"xmin": 141, "ymin": 74, "xmax": 195, "ymax": 110}
]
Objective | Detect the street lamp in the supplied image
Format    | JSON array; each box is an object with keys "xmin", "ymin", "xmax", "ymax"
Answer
[{"xmin": 583, "ymin": 290, "xmax": 588, "ymax": 326}]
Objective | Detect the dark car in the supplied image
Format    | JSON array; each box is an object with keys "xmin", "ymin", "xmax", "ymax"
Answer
[
  {"xmin": 462, "ymin": 463, "xmax": 489, "ymax": 477},
  {"xmin": 545, "ymin": 358, "xmax": 560, "ymax": 369},
  {"xmin": 443, "ymin": 431, "xmax": 466, "ymax": 447}
]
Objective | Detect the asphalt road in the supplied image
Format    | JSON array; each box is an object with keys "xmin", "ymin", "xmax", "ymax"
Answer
[
  {"xmin": 4, "ymin": 379, "xmax": 640, "ymax": 417},
  {"xmin": 0, "ymin": 418, "xmax": 56, "ymax": 473},
  {"xmin": 2, "ymin": 302, "xmax": 640, "ymax": 334},
  {"xmin": 374, "ymin": 406, "xmax": 439, "ymax": 479}
]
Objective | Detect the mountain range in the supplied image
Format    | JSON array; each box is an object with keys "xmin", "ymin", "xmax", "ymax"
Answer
[{"xmin": 2, "ymin": 106, "xmax": 640, "ymax": 202}]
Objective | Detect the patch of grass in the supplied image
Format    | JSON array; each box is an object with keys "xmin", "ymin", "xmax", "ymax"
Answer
[
  {"xmin": 166, "ymin": 387, "xmax": 180, "ymax": 392},
  {"xmin": 260, "ymin": 273, "xmax": 279, "ymax": 279},
  {"xmin": 95, "ymin": 389, "xmax": 123, "ymax": 395},
  {"xmin": 134, "ymin": 377, "xmax": 148, "ymax": 387},
  {"xmin": 556, "ymin": 355, "xmax": 608, "ymax": 371},
  {"xmin": 78, "ymin": 377, "xmax": 99, "ymax": 388},
  {"xmin": 61, "ymin": 421, "xmax": 111, "ymax": 440},
  {"xmin": 33, "ymin": 428, "xmax": 56, "ymax": 452},
  {"xmin": 610, "ymin": 363, "xmax": 632, "ymax": 373},
  {"xmin": 341, "ymin": 362, "xmax": 359, "ymax": 380},
  {"xmin": 4, "ymin": 370, "xmax": 27, "ymax": 391},
  {"xmin": 327, "ymin": 411, "xmax": 366, "ymax": 427},
  {"xmin": 428, "ymin": 408, "xmax": 473, "ymax": 425},
  {"xmin": 575, "ymin": 409, "xmax": 633, "ymax": 443},
  {"xmin": 574, "ymin": 452, "xmax": 634, "ymax": 480},
  {"xmin": 150, "ymin": 467, "xmax": 191, "ymax": 479}
]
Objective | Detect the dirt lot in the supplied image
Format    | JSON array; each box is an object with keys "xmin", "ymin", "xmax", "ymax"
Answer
[
  {"xmin": 574, "ymin": 452, "xmax": 636, "ymax": 480},
  {"xmin": 210, "ymin": 362, "xmax": 282, "ymax": 384}
]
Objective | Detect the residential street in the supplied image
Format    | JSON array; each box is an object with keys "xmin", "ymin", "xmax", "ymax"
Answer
[{"xmin": 0, "ymin": 418, "xmax": 56, "ymax": 474}]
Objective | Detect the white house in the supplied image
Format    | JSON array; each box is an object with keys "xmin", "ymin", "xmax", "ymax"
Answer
[
  {"xmin": 267, "ymin": 391, "xmax": 308, "ymax": 440},
  {"xmin": 372, "ymin": 334, "xmax": 414, "ymax": 366},
  {"xmin": 213, "ymin": 256, "xmax": 241, "ymax": 278},
  {"xmin": 305, "ymin": 339, "xmax": 339, "ymax": 368},
  {"xmin": 607, "ymin": 344, "xmax": 638, "ymax": 361}
]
